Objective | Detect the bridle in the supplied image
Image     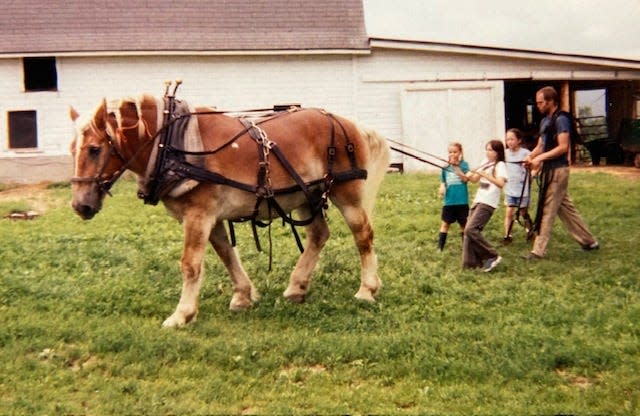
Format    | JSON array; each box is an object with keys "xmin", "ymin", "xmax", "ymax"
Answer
[{"xmin": 70, "ymin": 122, "xmax": 130, "ymax": 196}]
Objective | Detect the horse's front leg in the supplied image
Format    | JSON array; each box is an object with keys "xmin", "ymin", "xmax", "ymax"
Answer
[
  {"xmin": 208, "ymin": 221, "xmax": 259, "ymax": 311},
  {"xmin": 283, "ymin": 211, "xmax": 330, "ymax": 303},
  {"xmin": 162, "ymin": 214, "xmax": 214, "ymax": 328}
]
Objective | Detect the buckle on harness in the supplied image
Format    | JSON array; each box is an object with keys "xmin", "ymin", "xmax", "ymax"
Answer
[{"xmin": 257, "ymin": 186, "xmax": 274, "ymax": 199}]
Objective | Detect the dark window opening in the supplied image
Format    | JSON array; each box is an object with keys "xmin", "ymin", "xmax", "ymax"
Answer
[
  {"xmin": 576, "ymin": 88, "xmax": 608, "ymax": 142},
  {"xmin": 23, "ymin": 57, "xmax": 58, "ymax": 91},
  {"xmin": 8, "ymin": 110, "xmax": 38, "ymax": 149}
]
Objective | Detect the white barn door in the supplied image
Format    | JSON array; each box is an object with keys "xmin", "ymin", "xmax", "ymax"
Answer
[{"xmin": 400, "ymin": 81, "xmax": 505, "ymax": 171}]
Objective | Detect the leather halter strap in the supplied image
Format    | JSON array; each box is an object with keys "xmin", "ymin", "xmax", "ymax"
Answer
[{"xmin": 70, "ymin": 122, "xmax": 129, "ymax": 195}]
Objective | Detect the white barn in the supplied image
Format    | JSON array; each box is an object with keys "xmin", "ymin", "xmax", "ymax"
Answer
[{"xmin": 1, "ymin": 1, "xmax": 640, "ymax": 182}]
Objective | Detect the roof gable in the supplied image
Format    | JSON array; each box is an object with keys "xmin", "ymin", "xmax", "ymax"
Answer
[{"xmin": 1, "ymin": 0, "xmax": 369, "ymax": 55}]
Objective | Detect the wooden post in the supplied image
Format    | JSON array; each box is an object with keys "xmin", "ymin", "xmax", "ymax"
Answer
[
  {"xmin": 560, "ymin": 81, "xmax": 572, "ymax": 163},
  {"xmin": 560, "ymin": 82, "xmax": 570, "ymax": 112}
]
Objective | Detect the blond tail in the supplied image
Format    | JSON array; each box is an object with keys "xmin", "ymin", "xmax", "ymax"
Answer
[{"xmin": 359, "ymin": 126, "xmax": 390, "ymax": 217}]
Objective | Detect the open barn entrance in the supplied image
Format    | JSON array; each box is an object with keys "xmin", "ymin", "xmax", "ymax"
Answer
[{"xmin": 504, "ymin": 80, "xmax": 640, "ymax": 165}]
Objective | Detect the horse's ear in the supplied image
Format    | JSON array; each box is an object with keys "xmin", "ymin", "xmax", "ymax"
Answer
[
  {"xmin": 94, "ymin": 98, "xmax": 108, "ymax": 129},
  {"xmin": 69, "ymin": 106, "xmax": 80, "ymax": 122}
]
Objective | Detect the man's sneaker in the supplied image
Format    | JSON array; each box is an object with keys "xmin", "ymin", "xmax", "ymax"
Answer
[
  {"xmin": 522, "ymin": 252, "xmax": 542, "ymax": 261},
  {"xmin": 482, "ymin": 256, "xmax": 502, "ymax": 272},
  {"xmin": 502, "ymin": 235, "xmax": 513, "ymax": 246},
  {"xmin": 582, "ymin": 241, "xmax": 600, "ymax": 251}
]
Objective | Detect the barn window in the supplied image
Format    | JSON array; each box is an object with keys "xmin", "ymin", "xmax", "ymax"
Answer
[
  {"xmin": 8, "ymin": 110, "xmax": 38, "ymax": 149},
  {"xmin": 23, "ymin": 57, "xmax": 58, "ymax": 91}
]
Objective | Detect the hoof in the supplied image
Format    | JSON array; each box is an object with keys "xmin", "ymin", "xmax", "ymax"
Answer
[
  {"xmin": 229, "ymin": 300, "xmax": 252, "ymax": 311},
  {"xmin": 229, "ymin": 293, "xmax": 254, "ymax": 311},
  {"xmin": 161, "ymin": 309, "xmax": 197, "ymax": 328},
  {"xmin": 354, "ymin": 287, "xmax": 376, "ymax": 302},
  {"xmin": 162, "ymin": 314, "xmax": 187, "ymax": 328},
  {"xmin": 283, "ymin": 287, "xmax": 306, "ymax": 303},
  {"xmin": 161, "ymin": 319, "xmax": 181, "ymax": 328}
]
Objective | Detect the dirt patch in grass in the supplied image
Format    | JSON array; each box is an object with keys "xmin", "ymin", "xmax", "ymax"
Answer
[
  {"xmin": 0, "ymin": 182, "xmax": 68, "ymax": 215},
  {"xmin": 555, "ymin": 368, "xmax": 603, "ymax": 389}
]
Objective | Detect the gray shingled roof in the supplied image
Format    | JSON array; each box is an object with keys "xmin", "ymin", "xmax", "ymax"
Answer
[{"xmin": 0, "ymin": 0, "xmax": 369, "ymax": 55}]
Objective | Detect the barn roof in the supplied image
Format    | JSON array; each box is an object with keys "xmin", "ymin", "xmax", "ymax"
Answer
[
  {"xmin": 0, "ymin": 0, "xmax": 370, "ymax": 56},
  {"xmin": 370, "ymin": 38, "xmax": 640, "ymax": 71}
]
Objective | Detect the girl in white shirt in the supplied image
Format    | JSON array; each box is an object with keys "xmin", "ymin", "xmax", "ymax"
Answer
[{"xmin": 462, "ymin": 140, "xmax": 507, "ymax": 272}]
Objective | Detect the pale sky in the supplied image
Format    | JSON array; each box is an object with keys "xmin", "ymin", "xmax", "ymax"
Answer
[{"xmin": 363, "ymin": 0, "xmax": 640, "ymax": 60}]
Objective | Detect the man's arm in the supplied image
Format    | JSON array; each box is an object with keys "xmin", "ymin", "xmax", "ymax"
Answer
[
  {"xmin": 528, "ymin": 131, "xmax": 569, "ymax": 171},
  {"xmin": 524, "ymin": 136, "xmax": 543, "ymax": 168}
]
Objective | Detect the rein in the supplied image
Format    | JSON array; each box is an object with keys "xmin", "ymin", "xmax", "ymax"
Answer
[
  {"xmin": 387, "ymin": 138, "xmax": 450, "ymax": 169},
  {"xmin": 387, "ymin": 140, "xmax": 526, "ymax": 172}
]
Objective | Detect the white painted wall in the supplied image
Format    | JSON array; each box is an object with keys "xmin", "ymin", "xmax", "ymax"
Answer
[
  {"xmin": 2, "ymin": 55, "xmax": 359, "ymax": 153},
  {"xmin": 0, "ymin": 54, "xmax": 359, "ymax": 182},
  {"xmin": 57, "ymin": 55, "xmax": 358, "ymax": 117}
]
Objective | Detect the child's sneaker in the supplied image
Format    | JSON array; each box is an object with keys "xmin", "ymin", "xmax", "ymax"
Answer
[
  {"xmin": 582, "ymin": 241, "xmax": 599, "ymax": 251},
  {"xmin": 482, "ymin": 256, "xmax": 502, "ymax": 272},
  {"xmin": 502, "ymin": 235, "xmax": 513, "ymax": 246}
]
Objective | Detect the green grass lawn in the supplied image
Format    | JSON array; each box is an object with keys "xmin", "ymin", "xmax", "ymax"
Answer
[{"xmin": 0, "ymin": 171, "xmax": 638, "ymax": 414}]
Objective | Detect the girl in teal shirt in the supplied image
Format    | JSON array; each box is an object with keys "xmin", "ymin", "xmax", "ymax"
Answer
[{"xmin": 438, "ymin": 142, "xmax": 470, "ymax": 250}]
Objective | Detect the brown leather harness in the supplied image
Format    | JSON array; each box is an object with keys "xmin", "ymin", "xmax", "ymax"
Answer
[{"xmin": 140, "ymin": 94, "xmax": 368, "ymax": 257}]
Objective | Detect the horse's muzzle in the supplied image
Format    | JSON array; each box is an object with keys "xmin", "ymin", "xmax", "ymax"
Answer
[{"xmin": 72, "ymin": 201, "xmax": 99, "ymax": 220}]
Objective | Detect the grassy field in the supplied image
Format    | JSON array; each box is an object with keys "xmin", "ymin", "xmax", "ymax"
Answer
[{"xmin": 0, "ymin": 171, "xmax": 639, "ymax": 414}]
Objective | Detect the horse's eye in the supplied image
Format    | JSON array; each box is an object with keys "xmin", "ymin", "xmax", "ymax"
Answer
[{"xmin": 88, "ymin": 145, "xmax": 102, "ymax": 157}]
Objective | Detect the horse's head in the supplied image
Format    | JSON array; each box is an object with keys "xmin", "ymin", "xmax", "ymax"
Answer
[
  {"xmin": 69, "ymin": 98, "xmax": 127, "ymax": 220},
  {"xmin": 70, "ymin": 95, "xmax": 160, "ymax": 219}
]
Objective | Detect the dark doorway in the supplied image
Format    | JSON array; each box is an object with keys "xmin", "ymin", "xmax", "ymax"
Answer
[{"xmin": 8, "ymin": 110, "xmax": 38, "ymax": 149}]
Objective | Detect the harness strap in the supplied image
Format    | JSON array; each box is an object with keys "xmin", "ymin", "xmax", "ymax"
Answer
[
  {"xmin": 533, "ymin": 164, "xmax": 554, "ymax": 233},
  {"xmin": 146, "ymin": 96, "xmax": 176, "ymax": 202},
  {"xmin": 165, "ymin": 159, "xmax": 366, "ymax": 200},
  {"xmin": 270, "ymin": 144, "xmax": 314, "ymax": 202},
  {"xmin": 239, "ymin": 119, "xmax": 331, "ymax": 227},
  {"xmin": 166, "ymin": 159, "xmax": 256, "ymax": 193},
  {"xmin": 325, "ymin": 113, "xmax": 358, "ymax": 170},
  {"xmin": 506, "ymin": 169, "xmax": 531, "ymax": 237}
]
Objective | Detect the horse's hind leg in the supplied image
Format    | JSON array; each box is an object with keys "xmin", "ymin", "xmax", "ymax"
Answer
[
  {"xmin": 283, "ymin": 212, "xmax": 330, "ymax": 303},
  {"xmin": 208, "ymin": 221, "xmax": 259, "ymax": 311},
  {"xmin": 337, "ymin": 204, "xmax": 380, "ymax": 302}
]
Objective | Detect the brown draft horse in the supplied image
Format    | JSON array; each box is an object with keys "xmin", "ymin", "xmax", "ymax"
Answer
[{"xmin": 69, "ymin": 92, "xmax": 390, "ymax": 327}]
